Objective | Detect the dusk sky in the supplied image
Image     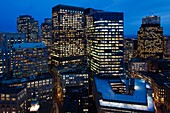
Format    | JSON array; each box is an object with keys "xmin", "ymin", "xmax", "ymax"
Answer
[{"xmin": 0, "ymin": 0, "xmax": 170, "ymax": 35}]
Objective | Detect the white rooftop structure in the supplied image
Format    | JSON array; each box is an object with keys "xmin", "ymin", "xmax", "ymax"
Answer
[{"xmin": 94, "ymin": 76, "xmax": 155, "ymax": 112}]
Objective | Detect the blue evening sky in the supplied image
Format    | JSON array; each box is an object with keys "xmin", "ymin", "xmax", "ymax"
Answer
[{"xmin": 0, "ymin": 0, "xmax": 170, "ymax": 35}]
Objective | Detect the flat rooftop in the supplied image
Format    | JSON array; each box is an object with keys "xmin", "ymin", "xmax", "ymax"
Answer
[
  {"xmin": 1, "ymin": 73, "xmax": 52, "ymax": 85},
  {"xmin": 13, "ymin": 42, "xmax": 46, "ymax": 49},
  {"xmin": 94, "ymin": 76, "xmax": 154, "ymax": 112},
  {"xmin": 55, "ymin": 64, "xmax": 87, "ymax": 74}
]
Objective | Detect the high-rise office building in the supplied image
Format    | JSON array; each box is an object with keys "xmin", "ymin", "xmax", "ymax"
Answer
[
  {"xmin": 41, "ymin": 18, "xmax": 53, "ymax": 64},
  {"xmin": 138, "ymin": 15, "xmax": 164, "ymax": 59},
  {"xmin": 0, "ymin": 32, "xmax": 26, "ymax": 74},
  {"xmin": 12, "ymin": 42, "xmax": 48, "ymax": 78},
  {"xmin": 17, "ymin": 15, "xmax": 40, "ymax": 42},
  {"xmin": 51, "ymin": 5, "xmax": 85, "ymax": 66},
  {"xmin": 86, "ymin": 11, "xmax": 124, "ymax": 76}
]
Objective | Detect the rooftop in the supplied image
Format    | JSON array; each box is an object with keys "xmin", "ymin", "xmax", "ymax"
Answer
[
  {"xmin": 1, "ymin": 73, "xmax": 52, "ymax": 85},
  {"xmin": 12, "ymin": 42, "xmax": 46, "ymax": 49},
  {"xmin": 55, "ymin": 64, "xmax": 87, "ymax": 74},
  {"xmin": 53, "ymin": 4, "xmax": 84, "ymax": 11},
  {"xmin": 94, "ymin": 76, "xmax": 154, "ymax": 112}
]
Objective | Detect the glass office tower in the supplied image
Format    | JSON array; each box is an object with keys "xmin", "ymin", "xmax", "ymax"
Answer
[
  {"xmin": 52, "ymin": 5, "xmax": 85, "ymax": 66},
  {"xmin": 86, "ymin": 11, "xmax": 124, "ymax": 76}
]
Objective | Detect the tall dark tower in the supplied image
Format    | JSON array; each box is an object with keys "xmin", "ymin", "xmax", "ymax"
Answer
[
  {"xmin": 17, "ymin": 15, "xmax": 39, "ymax": 42},
  {"xmin": 138, "ymin": 15, "xmax": 163, "ymax": 59},
  {"xmin": 51, "ymin": 5, "xmax": 85, "ymax": 66}
]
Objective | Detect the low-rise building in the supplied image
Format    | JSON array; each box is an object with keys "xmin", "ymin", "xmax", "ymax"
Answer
[
  {"xmin": 128, "ymin": 58, "xmax": 148, "ymax": 77},
  {"xmin": 0, "ymin": 86, "xmax": 27, "ymax": 113},
  {"xmin": 54, "ymin": 64, "xmax": 89, "ymax": 112},
  {"xmin": 137, "ymin": 72, "xmax": 170, "ymax": 103},
  {"xmin": 1, "ymin": 73, "xmax": 53, "ymax": 109},
  {"xmin": 12, "ymin": 42, "xmax": 48, "ymax": 78}
]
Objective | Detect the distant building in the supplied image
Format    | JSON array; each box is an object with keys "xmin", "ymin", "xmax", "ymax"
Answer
[
  {"xmin": 138, "ymin": 15, "xmax": 164, "ymax": 59},
  {"xmin": 0, "ymin": 86, "xmax": 27, "ymax": 113},
  {"xmin": 128, "ymin": 58, "xmax": 148, "ymax": 77},
  {"xmin": 41, "ymin": 18, "xmax": 53, "ymax": 48},
  {"xmin": 86, "ymin": 11, "xmax": 124, "ymax": 76},
  {"xmin": 124, "ymin": 38, "xmax": 138, "ymax": 63},
  {"xmin": 17, "ymin": 15, "xmax": 40, "ymax": 42},
  {"xmin": 93, "ymin": 76, "xmax": 155, "ymax": 113},
  {"xmin": 0, "ymin": 32, "xmax": 26, "ymax": 74},
  {"xmin": 164, "ymin": 36, "xmax": 170, "ymax": 59},
  {"xmin": 41, "ymin": 18, "xmax": 53, "ymax": 64},
  {"xmin": 12, "ymin": 42, "xmax": 48, "ymax": 78},
  {"xmin": 51, "ymin": 4, "xmax": 86, "ymax": 66}
]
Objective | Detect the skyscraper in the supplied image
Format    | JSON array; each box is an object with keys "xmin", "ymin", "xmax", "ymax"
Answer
[
  {"xmin": 17, "ymin": 15, "xmax": 40, "ymax": 42},
  {"xmin": 138, "ymin": 15, "xmax": 164, "ymax": 59},
  {"xmin": 51, "ymin": 5, "xmax": 85, "ymax": 66},
  {"xmin": 41, "ymin": 18, "xmax": 53, "ymax": 64},
  {"xmin": 86, "ymin": 11, "xmax": 124, "ymax": 76}
]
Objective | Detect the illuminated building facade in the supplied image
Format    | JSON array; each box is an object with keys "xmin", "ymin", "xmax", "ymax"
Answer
[
  {"xmin": 52, "ymin": 5, "xmax": 85, "ymax": 66},
  {"xmin": 12, "ymin": 42, "xmax": 48, "ymax": 78},
  {"xmin": 86, "ymin": 11, "xmax": 124, "ymax": 76},
  {"xmin": 0, "ymin": 32, "xmax": 26, "ymax": 74},
  {"xmin": 0, "ymin": 86, "xmax": 27, "ymax": 113},
  {"xmin": 55, "ymin": 64, "xmax": 89, "ymax": 112},
  {"xmin": 1, "ymin": 73, "xmax": 53, "ymax": 111},
  {"xmin": 138, "ymin": 16, "xmax": 164, "ymax": 59},
  {"xmin": 17, "ymin": 15, "xmax": 40, "ymax": 42}
]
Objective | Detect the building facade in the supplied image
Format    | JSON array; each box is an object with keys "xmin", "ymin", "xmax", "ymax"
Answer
[
  {"xmin": 52, "ymin": 5, "xmax": 85, "ymax": 66},
  {"xmin": 0, "ymin": 32, "xmax": 26, "ymax": 74},
  {"xmin": 138, "ymin": 16, "xmax": 164, "ymax": 59},
  {"xmin": 86, "ymin": 11, "xmax": 124, "ymax": 76},
  {"xmin": 17, "ymin": 15, "xmax": 39, "ymax": 42},
  {"xmin": 12, "ymin": 42, "xmax": 48, "ymax": 78},
  {"xmin": 1, "ymin": 73, "xmax": 53, "ymax": 111}
]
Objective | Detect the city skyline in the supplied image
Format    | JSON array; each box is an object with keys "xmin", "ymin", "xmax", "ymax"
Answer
[{"xmin": 0, "ymin": 0, "xmax": 170, "ymax": 36}]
